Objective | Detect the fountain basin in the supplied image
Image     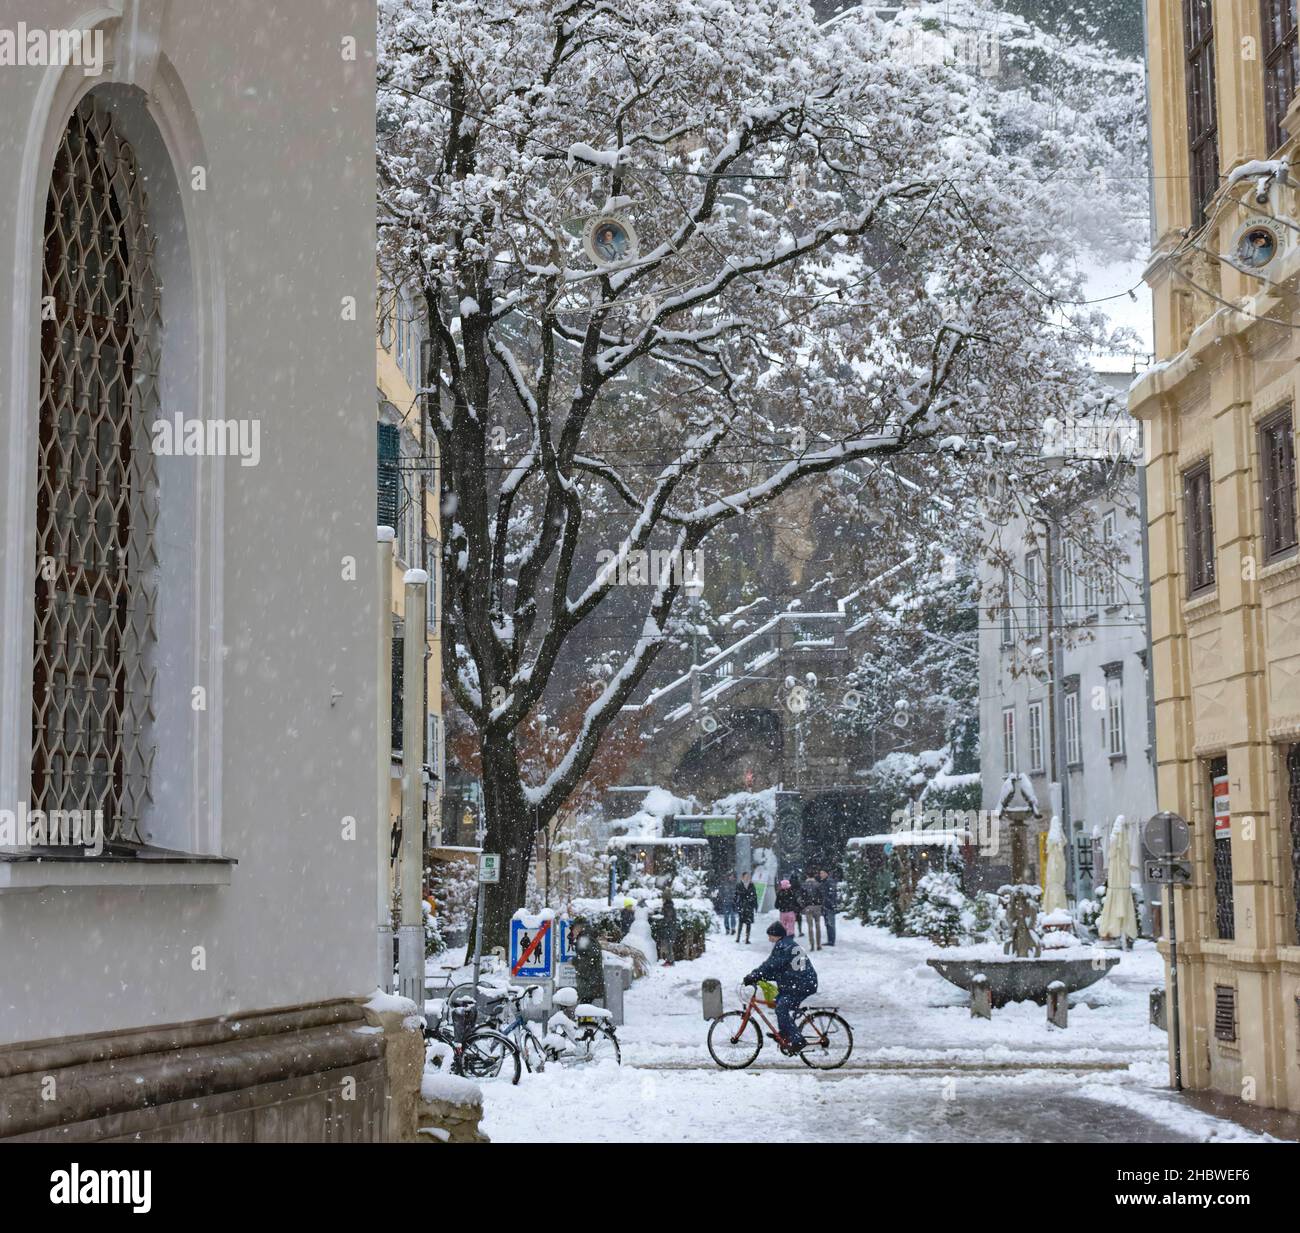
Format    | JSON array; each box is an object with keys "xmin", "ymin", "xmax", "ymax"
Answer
[{"xmin": 927, "ymin": 953, "xmax": 1120, "ymax": 1008}]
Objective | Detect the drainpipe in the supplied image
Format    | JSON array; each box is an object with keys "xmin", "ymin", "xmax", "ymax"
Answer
[
  {"xmin": 377, "ymin": 528, "xmax": 395, "ymax": 992},
  {"xmin": 398, "ymin": 569, "xmax": 429, "ymax": 1006}
]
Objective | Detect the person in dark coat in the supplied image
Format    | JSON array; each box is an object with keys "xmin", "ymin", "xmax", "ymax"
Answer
[
  {"xmin": 658, "ymin": 883, "xmax": 679, "ymax": 966},
  {"xmin": 801, "ymin": 873, "xmax": 824, "ymax": 951},
  {"xmin": 733, "ymin": 871, "xmax": 758, "ymax": 943},
  {"xmin": 570, "ymin": 916, "xmax": 606, "ymax": 1006},
  {"xmin": 618, "ymin": 897, "xmax": 635, "ymax": 936},
  {"xmin": 818, "ymin": 868, "xmax": 839, "ymax": 946},
  {"xmin": 718, "ymin": 872, "xmax": 737, "ymax": 936},
  {"xmin": 744, "ymin": 922, "xmax": 818, "ymax": 1052}
]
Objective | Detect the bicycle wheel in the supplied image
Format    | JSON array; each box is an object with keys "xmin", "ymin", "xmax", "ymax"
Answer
[
  {"xmin": 573, "ymin": 1024, "xmax": 621, "ymax": 1066},
  {"xmin": 798, "ymin": 1010, "xmax": 853, "ymax": 1070},
  {"xmin": 520, "ymin": 1028, "xmax": 547, "ymax": 1074},
  {"xmin": 706, "ymin": 1011, "xmax": 762, "ymax": 1069},
  {"xmin": 461, "ymin": 1028, "xmax": 522, "ymax": 1084}
]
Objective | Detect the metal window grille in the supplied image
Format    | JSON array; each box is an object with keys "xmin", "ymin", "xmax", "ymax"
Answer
[
  {"xmin": 32, "ymin": 94, "xmax": 160, "ymax": 847},
  {"xmin": 1214, "ymin": 984, "xmax": 1237, "ymax": 1042},
  {"xmin": 1260, "ymin": 408, "xmax": 1297, "ymax": 559},
  {"xmin": 1261, "ymin": 0, "xmax": 1300, "ymax": 152},
  {"xmin": 1208, "ymin": 756, "xmax": 1235, "ymax": 939},
  {"xmin": 1184, "ymin": 0, "xmax": 1220, "ymax": 226},
  {"xmin": 1287, "ymin": 744, "xmax": 1300, "ymax": 945}
]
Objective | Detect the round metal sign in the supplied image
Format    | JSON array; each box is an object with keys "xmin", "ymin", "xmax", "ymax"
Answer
[
  {"xmin": 582, "ymin": 213, "xmax": 638, "ymax": 266},
  {"xmin": 1143, "ymin": 811, "xmax": 1190, "ymax": 859}
]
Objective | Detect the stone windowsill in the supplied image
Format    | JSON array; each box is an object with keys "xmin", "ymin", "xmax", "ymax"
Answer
[
  {"xmin": 1259, "ymin": 551, "xmax": 1300, "ymax": 593},
  {"xmin": 0, "ymin": 847, "xmax": 235, "ymax": 891},
  {"xmin": 1182, "ymin": 589, "xmax": 1219, "ymax": 625}
]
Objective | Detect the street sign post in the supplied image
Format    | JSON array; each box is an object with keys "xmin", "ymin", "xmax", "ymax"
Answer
[
  {"xmin": 1144, "ymin": 811, "xmax": 1190, "ymax": 1092},
  {"xmin": 479, "ymin": 852, "xmax": 500, "ymax": 883},
  {"xmin": 1144, "ymin": 858, "xmax": 1192, "ymax": 884}
]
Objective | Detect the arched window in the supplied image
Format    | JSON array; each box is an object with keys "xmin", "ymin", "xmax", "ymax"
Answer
[{"xmin": 31, "ymin": 93, "xmax": 160, "ymax": 847}]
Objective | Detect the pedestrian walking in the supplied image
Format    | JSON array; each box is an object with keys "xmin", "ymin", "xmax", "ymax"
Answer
[
  {"xmin": 775, "ymin": 878, "xmax": 799, "ymax": 937},
  {"xmin": 658, "ymin": 882, "xmax": 679, "ymax": 966},
  {"xmin": 818, "ymin": 867, "xmax": 838, "ymax": 946},
  {"xmin": 734, "ymin": 870, "xmax": 757, "ymax": 943},
  {"xmin": 718, "ymin": 871, "xmax": 737, "ymax": 936},
  {"xmin": 801, "ymin": 872, "xmax": 824, "ymax": 951}
]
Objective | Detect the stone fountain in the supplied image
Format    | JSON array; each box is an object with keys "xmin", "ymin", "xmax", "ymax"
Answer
[{"xmin": 927, "ymin": 778, "xmax": 1119, "ymax": 1009}]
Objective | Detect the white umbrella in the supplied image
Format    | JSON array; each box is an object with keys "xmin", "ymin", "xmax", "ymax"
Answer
[
  {"xmin": 1043, "ymin": 815, "xmax": 1068, "ymax": 915},
  {"xmin": 1098, "ymin": 815, "xmax": 1137, "ymax": 942}
]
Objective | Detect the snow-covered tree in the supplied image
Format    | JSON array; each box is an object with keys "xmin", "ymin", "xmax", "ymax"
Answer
[{"xmin": 378, "ymin": 0, "xmax": 1118, "ymax": 943}]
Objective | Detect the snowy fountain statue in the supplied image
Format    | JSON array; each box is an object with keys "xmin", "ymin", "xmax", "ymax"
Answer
[{"xmin": 926, "ymin": 776, "xmax": 1120, "ymax": 1010}]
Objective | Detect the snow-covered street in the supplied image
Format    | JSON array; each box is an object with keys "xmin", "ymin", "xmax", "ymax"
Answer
[{"xmin": 481, "ymin": 920, "xmax": 1273, "ymax": 1143}]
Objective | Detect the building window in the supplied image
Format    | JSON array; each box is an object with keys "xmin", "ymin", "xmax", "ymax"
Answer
[
  {"xmin": 1100, "ymin": 511, "xmax": 1120, "ymax": 606},
  {"xmin": 1000, "ymin": 566, "xmax": 1013, "ymax": 646},
  {"xmin": 427, "ymin": 712, "xmax": 442, "ymax": 785},
  {"xmin": 1183, "ymin": 461, "xmax": 1216, "ymax": 595},
  {"xmin": 1209, "ymin": 755, "xmax": 1235, "ymax": 940},
  {"xmin": 391, "ymin": 632, "xmax": 404, "ymax": 753},
  {"xmin": 31, "ymin": 95, "xmax": 160, "ymax": 847},
  {"xmin": 1262, "ymin": 0, "xmax": 1300, "ymax": 152},
  {"xmin": 1027, "ymin": 701, "xmax": 1045, "ymax": 773},
  {"xmin": 1184, "ymin": 0, "xmax": 1220, "ymax": 226},
  {"xmin": 1060, "ymin": 538, "xmax": 1077, "ymax": 617},
  {"xmin": 378, "ymin": 421, "xmax": 400, "ymax": 532},
  {"xmin": 1287, "ymin": 744, "xmax": 1300, "ymax": 945},
  {"xmin": 1002, "ymin": 707, "xmax": 1017, "ymax": 775},
  {"xmin": 426, "ymin": 537, "xmax": 440, "ymax": 631},
  {"xmin": 1064, "ymin": 686, "xmax": 1081, "ymax": 766},
  {"xmin": 1259, "ymin": 407, "xmax": 1297, "ymax": 560},
  {"xmin": 1104, "ymin": 675, "xmax": 1125, "ymax": 757},
  {"xmin": 1024, "ymin": 551, "xmax": 1043, "ymax": 639}
]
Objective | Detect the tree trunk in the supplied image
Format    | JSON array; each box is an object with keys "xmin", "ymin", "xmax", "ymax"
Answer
[{"xmin": 473, "ymin": 738, "xmax": 539, "ymax": 952}]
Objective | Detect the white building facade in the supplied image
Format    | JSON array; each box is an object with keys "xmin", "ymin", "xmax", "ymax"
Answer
[
  {"xmin": 0, "ymin": 2, "xmax": 411, "ymax": 1141},
  {"xmin": 978, "ymin": 383, "xmax": 1159, "ymax": 923}
]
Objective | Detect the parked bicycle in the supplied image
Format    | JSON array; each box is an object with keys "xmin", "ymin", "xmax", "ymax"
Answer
[
  {"xmin": 424, "ymin": 995, "xmax": 522, "ymax": 1084},
  {"xmin": 706, "ymin": 982, "xmax": 852, "ymax": 1070},
  {"xmin": 543, "ymin": 987, "xmax": 621, "ymax": 1066},
  {"xmin": 479, "ymin": 984, "xmax": 621, "ymax": 1068},
  {"xmin": 477, "ymin": 983, "xmax": 549, "ymax": 1073}
]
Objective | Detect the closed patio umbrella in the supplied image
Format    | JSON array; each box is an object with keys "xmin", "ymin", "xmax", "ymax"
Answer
[
  {"xmin": 1043, "ymin": 816, "xmax": 1068, "ymax": 915},
  {"xmin": 1098, "ymin": 815, "xmax": 1137, "ymax": 942}
]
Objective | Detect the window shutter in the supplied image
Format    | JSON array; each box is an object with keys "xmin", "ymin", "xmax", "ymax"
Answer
[
  {"xmin": 1214, "ymin": 985, "xmax": 1237, "ymax": 1042},
  {"xmin": 377, "ymin": 422, "xmax": 400, "ymax": 531},
  {"xmin": 391, "ymin": 634, "xmax": 403, "ymax": 752}
]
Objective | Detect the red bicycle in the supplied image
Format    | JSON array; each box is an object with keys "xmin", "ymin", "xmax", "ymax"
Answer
[{"xmin": 707, "ymin": 983, "xmax": 853, "ymax": 1070}]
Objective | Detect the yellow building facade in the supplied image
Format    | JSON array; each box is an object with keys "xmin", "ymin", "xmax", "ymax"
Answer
[
  {"xmin": 1134, "ymin": 1, "xmax": 1300, "ymax": 1113},
  {"xmin": 377, "ymin": 286, "xmax": 443, "ymax": 891}
]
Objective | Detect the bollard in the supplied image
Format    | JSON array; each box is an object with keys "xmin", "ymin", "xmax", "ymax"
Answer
[
  {"xmin": 602, "ymin": 965, "xmax": 625, "ymax": 1026},
  {"xmin": 1047, "ymin": 980, "xmax": 1068, "ymax": 1029},
  {"xmin": 1149, "ymin": 986, "xmax": 1167, "ymax": 1031},
  {"xmin": 701, "ymin": 978, "xmax": 723, "ymax": 1020},
  {"xmin": 970, "ymin": 973, "xmax": 992, "ymax": 1019}
]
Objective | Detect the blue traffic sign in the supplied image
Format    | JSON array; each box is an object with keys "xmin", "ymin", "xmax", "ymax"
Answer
[
  {"xmin": 509, "ymin": 917, "xmax": 554, "ymax": 979},
  {"xmin": 557, "ymin": 918, "xmax": 573, "ymax": 964}
]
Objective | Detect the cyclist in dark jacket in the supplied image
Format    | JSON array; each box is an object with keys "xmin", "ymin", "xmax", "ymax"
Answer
[
  {"xmin": 734, "ymin": 872, "xmax": 758, "ymax": 942},
  {"xmin": 745, "ymin": 922, "xmax": 818, "ymax": 1051}
]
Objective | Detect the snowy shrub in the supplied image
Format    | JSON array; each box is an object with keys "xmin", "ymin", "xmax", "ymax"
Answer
[
  {"xmin": 428, "ymin": 857, "xmax": 478, "ymax": 940},
  {"xmin": 902, "ymin": 870, "xmax": 970, "ymax": 947}
]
